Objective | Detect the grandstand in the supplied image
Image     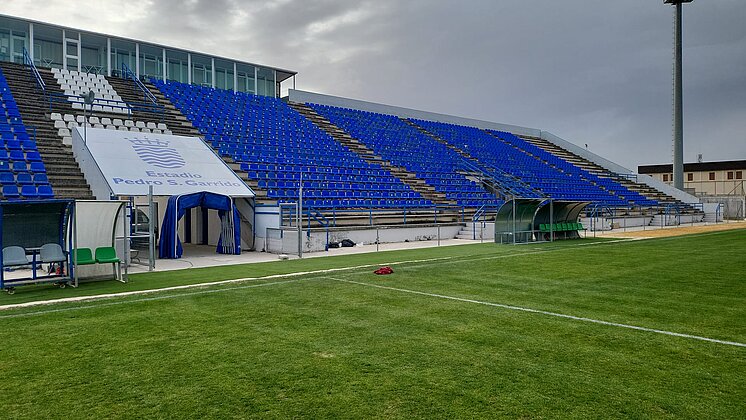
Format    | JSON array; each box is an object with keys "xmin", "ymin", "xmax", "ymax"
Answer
[
  {"xmin": 0, "ymin": 14, "xmax": 712, "ymax": 255},
  {"xmin": 0, "ymin": 67, "xmax": 53, "ymax": 200}
]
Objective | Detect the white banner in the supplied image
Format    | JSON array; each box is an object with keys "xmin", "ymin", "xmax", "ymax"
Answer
[{"xmin": 73, "ymin": 127, "xmax": 254, "ymax": 197}]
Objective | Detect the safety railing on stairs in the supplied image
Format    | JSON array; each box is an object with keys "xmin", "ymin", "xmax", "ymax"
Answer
[
  {"xmin": 458, "ymin": 157, "xmax": 541, "ymax": 199},
  {"xmin": 472, "ymin": 203, "xmax": 500, "ymax": 240},
  {"xmin": 121, "ymin": 63, "xmax": 159, "ymax": 105},
  {"xmin": 22, "ymin": 47, "xmax": 45, "ymax": 91}
]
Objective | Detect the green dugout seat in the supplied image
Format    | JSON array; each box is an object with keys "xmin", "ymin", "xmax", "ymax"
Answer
[
  {"xmin": 95, "ymin": 247, "xmax": 120, "ymax": 264},
  {"xmin": 96, "ymin": 246, "xmax": 122, "ymax": 281},
  {"xmin": 74, "ymin": 248, "xmax": 96, "ymax": 265}
]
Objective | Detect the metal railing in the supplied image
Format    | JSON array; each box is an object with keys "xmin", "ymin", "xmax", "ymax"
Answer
[
  {"xmin": 280, "ymin": 203, "xmax": 476, "ymax": 228},
  {"xmin": 458, "ymin": 157, "xmax": 540, "ymax": 199},
  {"xmin": 615, "ymin": 172, "xmax": 639, "ymax": 182},
  {"xmin": 42, "ymin": 91, "xmax": 164, "ymax": 121},
  {"xmin": 472, "ymin": 203, "xmax": 500, "ymax": 240},
  {"xmin": 22, "ymin": 47, "xmax": 45, "ymax": 91},
  {"xmin": 121, "ymin": 62, "xmax": 159, "ymax": 105}
]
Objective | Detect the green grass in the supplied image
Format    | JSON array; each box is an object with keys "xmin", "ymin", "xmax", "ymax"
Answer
[{"xmin": 0, "ymin": 230, "xmax": 744, "ymax": 418}]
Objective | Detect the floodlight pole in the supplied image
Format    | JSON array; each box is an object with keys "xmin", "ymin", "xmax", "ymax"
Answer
[{"xmin": 665, "ymin": 0, "xmax": 693, "ymax": 190}]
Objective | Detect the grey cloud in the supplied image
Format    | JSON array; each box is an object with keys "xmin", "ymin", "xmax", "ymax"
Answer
[{"xmin": 1, "ymin": 0, "xmax": 743, "ymax": 169}]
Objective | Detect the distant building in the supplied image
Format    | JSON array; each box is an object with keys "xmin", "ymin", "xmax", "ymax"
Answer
[{"xmin": 638, "ymin": 160, "xmax": 745, "ymax": 197}]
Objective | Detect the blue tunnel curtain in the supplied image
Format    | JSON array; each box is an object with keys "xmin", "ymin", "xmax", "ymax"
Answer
[{"xmin": 158, "ymin": 192, "xmax": 241, "ymax": 259}]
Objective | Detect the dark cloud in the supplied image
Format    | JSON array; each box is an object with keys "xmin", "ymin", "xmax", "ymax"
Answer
[{"xmin": 2, "ymin": 0, "xmax": 744, "ymax": 169}]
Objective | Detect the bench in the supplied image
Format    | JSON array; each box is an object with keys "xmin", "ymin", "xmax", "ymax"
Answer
[{"xmin": 74, "ymin": 246, "xmax": 121, "ymax": 280}]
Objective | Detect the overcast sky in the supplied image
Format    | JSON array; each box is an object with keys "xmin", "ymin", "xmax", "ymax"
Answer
[{"xmin": 2, "ymin": 0, "xmax": 744, "ymax": 170}]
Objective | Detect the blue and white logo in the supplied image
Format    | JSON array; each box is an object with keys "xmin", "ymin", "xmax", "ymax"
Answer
[{"xmin": 129, "ymin": 137, "xmax": 186, "ymax": 169}]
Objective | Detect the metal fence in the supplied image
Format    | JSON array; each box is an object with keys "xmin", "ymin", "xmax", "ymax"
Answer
[{"xmin": 700, "ymin": 196, "xmax": 745, "ymax": 220}]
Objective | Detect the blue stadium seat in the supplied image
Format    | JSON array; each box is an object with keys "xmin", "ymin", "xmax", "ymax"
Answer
[
  {"xmin": 2, "ymin": 185, "xmax": 20, "ymax": 199},
  {"xmin": 20, "ymin": 185, "xmax": 39, "ymax": 199},
  {"xmin": 37, "ymin": 185, "xmax": 54, "ymax": 198},
  {"xmin": 151, "ymin": 79, "xmax": 433, "ymax": 210},
  {"xmin": 0, "ymin": 172, "xmax": 14, "ymax": 185},
  {"xmin": 309, "ymin": 104, "xmax": 501, "ymax": 208}
]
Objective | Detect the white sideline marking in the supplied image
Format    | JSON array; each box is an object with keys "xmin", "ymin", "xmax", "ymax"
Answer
[
  {"xmin": 0, "ymin": 256, "xmax": 456, "ymax": 312},
  {"xmin": 0, "ymin": 278, "xmax": 308, "ymax": 319},
  {"xmin": 0, "ymin": 238, "xmax": 635, "ymax": 313},
  {"xmin": 333, "ymin": 278, "xmax": 746, "ymax": 348}
]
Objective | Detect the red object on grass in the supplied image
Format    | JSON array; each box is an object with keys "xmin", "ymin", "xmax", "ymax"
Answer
[{"xmin": 374, "ymin": 266, "xmax": 394, "ymax": 275}]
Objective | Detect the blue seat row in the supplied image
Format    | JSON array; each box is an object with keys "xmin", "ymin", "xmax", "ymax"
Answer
[
  {"xmin": 412, "ymin": 118, "xmax": 657, "ymax": 207},
  {"xmin": 151, "ymin": 79, "xmax": 433, "ymax": 209},
  {"xmin": 308, "ymin": 104, "xmax": 501, "ymax": 208}
]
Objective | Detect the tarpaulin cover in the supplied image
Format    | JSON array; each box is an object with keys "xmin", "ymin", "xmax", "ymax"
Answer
[{"xmin": 158, "ymin": 191, "xmax": 240, "ymax": 259}]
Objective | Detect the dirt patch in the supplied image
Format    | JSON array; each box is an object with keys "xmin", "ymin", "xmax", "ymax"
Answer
[{"xmin": 601, "ymin": 221, "xmax": 746, "ymax": 239}]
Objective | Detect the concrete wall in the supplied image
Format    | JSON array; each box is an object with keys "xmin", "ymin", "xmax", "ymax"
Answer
[{"xmin": 269, "ymin": 224, "xmax": 464, "ymax": 253}]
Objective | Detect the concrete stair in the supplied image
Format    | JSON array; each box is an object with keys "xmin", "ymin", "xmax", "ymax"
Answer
[{"xmin": 456, "ymin": 222, "xmax": 494, "ymax": 240}]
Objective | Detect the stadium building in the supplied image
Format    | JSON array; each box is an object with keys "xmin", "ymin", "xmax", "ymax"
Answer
[
  {"xmin": 639, "ymin": 160, "xmax": 745, "ymax": 197},
  {"xmin": 0, "ymin": 13, "xmax": 720, "ymax": 273}
]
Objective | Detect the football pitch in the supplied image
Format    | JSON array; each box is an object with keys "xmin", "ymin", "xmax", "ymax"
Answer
[{"xmin": 0, "ymin": 230, "xmax": 744, "ymax": 418}]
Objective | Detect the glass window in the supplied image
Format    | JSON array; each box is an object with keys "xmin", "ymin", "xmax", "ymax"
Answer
[
  {"xmin": 110, "ymin": 38, "xmax": 136, "ymax": 77},
  {"xmin": 663, "ymin": 174, "xmax": 669, "ymax": 182},
  {"xmin": 0, "ymin": 29, "xmax": 9, "ymax": 63},
  {"xmin": 139, "ymin": 44, "xmax": 163, "ymax": 80},
  {"xmin": 80, "ymin": 33, "xmax": 106, "ymax": 74},
  {"xmin": 687, "ymin": 173, "xmax": 693, "ymax": 182},
  {"xmin": 63, "ymin": 29, "xmax": 80, "ymax": 71},
  {"xmin": 191, "ymin": 54, "xmax": 212, "ymax": 87},
  {"xmin": 214, "ymin": 59, "xmax": 234, "ymax": 91},
  {"xmin": 737, "ymin": 171, "xmax": 743, "ymax": 180},
  {"xmin": 727, "ymin": 171, "xmax": 734, "ymax": 180},
  {"xmin": 0, "ymin": 16, "xmax": 28, "ymax": 64},
  {"xmin": 12, "ymin": 31, "xmax": 28, "ymax": 64},
  {"xmin": 709, "ymin": 172, "xmax": 715, "ymax": 181},
  {"xmin": 256, "ymin": 67, "xmax": 275, "ymax": 97},
  {"xmin": 166, "ymin": 49, "xmax": 188, "ymax": 83},
  {"xmin": 33, "ymin": 25, "xmax": 63, "ymax": 69},
  {"xmin": 236, "ymin": 63, "xmax": 255, "ymax": 94}
]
